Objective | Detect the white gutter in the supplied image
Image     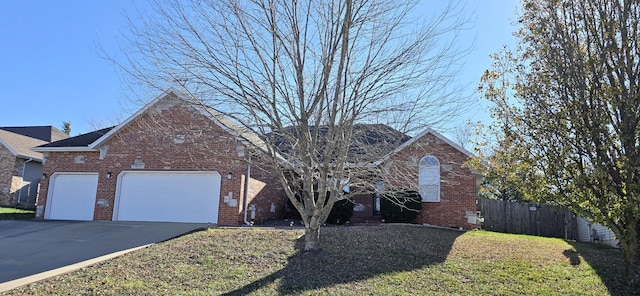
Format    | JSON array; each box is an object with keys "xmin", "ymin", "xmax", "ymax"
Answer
[
  {"xmin": 17, "ymin": 158, "xmax": 33, "ymax": 205},
  {"xmin": 243, "ymin": 156, "xmax": 252, "ymax": 226},
  {"xmin": 15, "ymin": 154, "xmax": 42, "ymax": 162}
]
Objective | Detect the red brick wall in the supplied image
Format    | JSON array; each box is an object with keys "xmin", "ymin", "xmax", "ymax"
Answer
[
  {"xmin": 385, "ymin": 133, "xmax": 478, "ymax": 229},
  {"xmin": 0, "ymin": 145, "xmax": 19, "ymax": 206},
  {"xmin": 37, "ymin": 150, "xmax": 101, "ymax": 216},
  {"xmin": 36, "ymin": 95, "xmax": 250, "ymax": 225},
  {"xmin": 245, "ymin": 162, "xmax": 288, "ymax": 224}
]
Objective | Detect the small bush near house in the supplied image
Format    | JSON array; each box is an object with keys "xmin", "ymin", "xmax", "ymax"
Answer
[
  {"xmin": 287, "ymin": 191, "xmax": 354, "ymax": 225},
  {"xmin": 326, "ymin": 199, "xmax": 354, "ymax": 225},
  {"xmin": 381, "ymin": 191, "xmax": 422, "ymax": 223}
]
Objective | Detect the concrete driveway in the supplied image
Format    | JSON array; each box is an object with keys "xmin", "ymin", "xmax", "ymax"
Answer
[{"xmin": 0, "ymin": 220, "xmax": 207, "ymax": 287}]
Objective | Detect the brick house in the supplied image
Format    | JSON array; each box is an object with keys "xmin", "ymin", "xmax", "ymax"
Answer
[
  {"xmin": 33, "ymin": 90, "xmax": 286, "ymax": 224},
  {"xmin": 0, "ymin": 126, "xmax": 68, "ymax": 208},
  {"xmin": 33, "ymin": 89, "xmax": 477, "ymax": 228}
]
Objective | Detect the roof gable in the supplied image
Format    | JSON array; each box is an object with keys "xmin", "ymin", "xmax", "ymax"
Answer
[
  {"xmin": 88, "ymin": 88, "xmax": 267, "ymax": 151},
  {"xmin": 0, "ymin": 129, "xmax": 47, "ymax": 160},
  {"xmin": 30, "ymin": 88, "xmax": 268, "ymax": 154},
  {"xmin": 374, "ymin": 127, "xmax": 474, "ymax": 165}
]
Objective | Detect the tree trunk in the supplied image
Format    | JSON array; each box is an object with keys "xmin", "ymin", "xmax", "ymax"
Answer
[
  {"xmin": 304, "ymin": 225, "xmax": 321, "ymax": 252},
  {"xmin": 633, "ymin": 258, "xmax": 640, "ymax": 290},
  {"xmin": 619, "ymin": 226, "xmax": 640, "ymax": 288}
]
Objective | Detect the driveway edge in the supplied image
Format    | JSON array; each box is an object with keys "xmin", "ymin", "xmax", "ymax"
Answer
[{"xmin": 0, "ymin": 243, "xmax": 154, "ymax": 293}]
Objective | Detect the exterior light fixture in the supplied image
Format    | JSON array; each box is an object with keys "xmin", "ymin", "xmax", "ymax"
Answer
[{"xmin": 227, "ymin": 172, "xmax": 233, "ymax": 180}]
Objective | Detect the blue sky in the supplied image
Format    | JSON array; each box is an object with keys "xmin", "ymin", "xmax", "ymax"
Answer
[{"xmin": 0, "ymin": 1, "xmax": 520, "ymax": 136}]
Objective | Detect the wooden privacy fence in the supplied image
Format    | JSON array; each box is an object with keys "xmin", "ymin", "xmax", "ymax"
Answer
[{"xmin": 478, "ymin": 198, "xmax": 578, "ymax": 240}]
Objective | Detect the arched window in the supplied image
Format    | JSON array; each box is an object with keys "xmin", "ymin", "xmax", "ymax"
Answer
[{"xmin": 419, "ymin": 156, "xmax": 440, "ymax": 202}]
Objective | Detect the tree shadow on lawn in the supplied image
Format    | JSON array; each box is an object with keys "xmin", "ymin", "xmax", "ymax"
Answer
[
  {"xmin": 221, "ymin": 224, "xmax": 462, "ymax": 295},
  {"xmin": 568, "ymin": 241, "xmax": 630, "ymax": 295}
]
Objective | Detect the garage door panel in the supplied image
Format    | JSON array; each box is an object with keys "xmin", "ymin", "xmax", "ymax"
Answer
[
  {"xmin": 46, "ymin": 173, "xmax": 98, "ymax": 221},
  {"xmin": 114, "ymin": 171, "xmax": 221, "ymax": 223}
]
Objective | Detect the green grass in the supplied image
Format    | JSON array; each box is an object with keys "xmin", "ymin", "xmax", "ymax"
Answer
[
  {"xmin": 7, "ymin": 225, "xmax": 629, "ymax": 295},
  {"xmin": 0, "ymin": 207, "xmax": 35, "ymax": 220}
]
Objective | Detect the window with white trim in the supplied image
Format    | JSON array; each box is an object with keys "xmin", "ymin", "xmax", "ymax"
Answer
[{"xmin": 419, "ymin": 156, "xmax": 440, "ymax": 202}]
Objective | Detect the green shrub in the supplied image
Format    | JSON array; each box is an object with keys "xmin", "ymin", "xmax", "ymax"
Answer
[
  {"xmin": 287, "ymin": 191, "xmax": 354, "ymax": 225},
  {"xmin": 380, "ymin": 191, "xmax": 422, "ymax": 223},
  {"xmin": 326, "ymin": 198, "xmax": 354, "ymax": 225},
  {"xmin": 0, "ymin": 207, "xmax": 35, "ymax": 220}
]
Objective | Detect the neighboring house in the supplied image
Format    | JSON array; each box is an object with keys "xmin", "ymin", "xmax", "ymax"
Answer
[
  {"xmin": 0, "ymin": 126, "xmax": 68, "ymax": 208},
  {"xmin": 0, "ymin": 126, "xmax": 69, "ymax": 143},
  {"xmin": 33, "ymin": 89, "xmax": 478, "ymax": 229},
  {"xmin": 577, "ymin": 217, "xmax": 619, "ymax": 248}
]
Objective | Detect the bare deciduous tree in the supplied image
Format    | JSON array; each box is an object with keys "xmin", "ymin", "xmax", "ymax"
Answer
[
  {"xmin": 114, "ymin": 0, "xmax": 470, "ymax": 251},
  {"xmin": 452, "ymin": 120, "xmax": 474, "ymax": 150}
]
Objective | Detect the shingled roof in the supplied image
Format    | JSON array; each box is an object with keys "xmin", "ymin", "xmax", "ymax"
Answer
[
  {"xmin": 269, "ymin": 124, "xmax": 412, "ymax": 162},
  {"xmin": 34, "ymin": 127, "xmax": 115, "ymax": 150},
  {"xmin": 0, "ymin": 126, "xmax": 68, "ymax": 142},
  {"xmin": 0, "ymin": 129, "xmax": 48, "ymax": 160}
]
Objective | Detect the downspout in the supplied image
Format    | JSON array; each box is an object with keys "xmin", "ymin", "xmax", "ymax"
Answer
[
  {"xmin": 17, "ymin": 158, "xmax": 34, "ymax": 206},
  {"xmin": 243, "ymin": 156, "xmax": 252, "ymax": 226}
]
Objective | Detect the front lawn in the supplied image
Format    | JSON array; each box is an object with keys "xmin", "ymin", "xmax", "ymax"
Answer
[
  {"xmin": 7, "ymin": 225, "xmax": 628, "ymax": 295},
  {"xmin": 0, "ymin": 207, "xmax": 35, "ymax": 220}
]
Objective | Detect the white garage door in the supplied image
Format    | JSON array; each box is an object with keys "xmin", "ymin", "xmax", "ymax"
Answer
[
  {"xmin": 46, "ymin": 173, "xmax": 98, "ymax": 220},
  {"xmin": 113, "ymin": 171, "xmax": 221, "ymax": 223}
]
